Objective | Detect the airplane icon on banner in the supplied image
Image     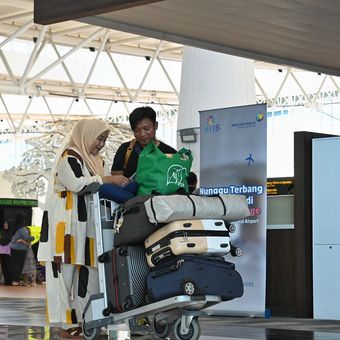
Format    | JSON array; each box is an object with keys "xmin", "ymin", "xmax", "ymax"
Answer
[{"xmin": 245, "ymin": 153, "xmax": 255, "ymax": 165}]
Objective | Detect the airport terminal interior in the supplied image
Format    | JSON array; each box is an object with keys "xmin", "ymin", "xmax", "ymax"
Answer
[{"xmin": 1, "ymin": 0, "xmax": 340, "ymax": 339}]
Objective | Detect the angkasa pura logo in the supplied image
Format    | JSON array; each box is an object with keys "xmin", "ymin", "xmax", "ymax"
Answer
[
  {"xmin": 256, "ymin": 112, "xmax": 265, "ymax": 121},
  {"xmin": 231, "ymin": 112, "xmax": 265, "ymax": 129},
  {"xmin": 205, "ymin": 115, "xmax": 220, "ymax": 133}
]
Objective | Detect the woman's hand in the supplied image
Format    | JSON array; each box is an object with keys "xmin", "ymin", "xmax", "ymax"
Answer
[{"xmin": 102, "ymin": 175, "xmax": 131, "ymax": 186}]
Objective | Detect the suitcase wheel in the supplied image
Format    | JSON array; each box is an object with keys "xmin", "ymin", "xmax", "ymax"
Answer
[
  {"xmin": 230, "ymin": 245, "xmax": 242, "ymax": 257},
  {"xmin": 174, "ymin": 317, "xmax": 200, "ymax": 340},
  {"xmin": 123, "ymin": 296, "xmax": 134, "ymax": 311},
  {"xmin": 182, "ymin": 281, "xmax": 195, "ymax": 295},
  {"xmin": 102, "ymin": 302, "xmax": 114, "ymax": 316},
  {"xmin": 228, "ymin": 223, "xmax": 237, "ymax": 233},
  {"xmin": 98, "ymin": 252, "xmax": 108, "ymax": 263}
]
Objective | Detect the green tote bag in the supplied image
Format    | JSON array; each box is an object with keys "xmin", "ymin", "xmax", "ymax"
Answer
[{"xmin": 136, "ymin": 142, "xmax": 193, "ymax": 195}]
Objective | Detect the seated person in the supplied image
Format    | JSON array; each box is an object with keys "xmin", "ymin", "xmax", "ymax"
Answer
[
  {"xmin": 100, "ymin": 106, "xmax": 177, "ymax": 202},
  {"xmin": 111, "ymin": 106, "xmax": 177, "ymax": 177}
]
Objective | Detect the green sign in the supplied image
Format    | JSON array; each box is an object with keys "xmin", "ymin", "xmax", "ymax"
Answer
[{"xmin": 0, "ymin": 198, "xmax": 38, "ymax": 207}]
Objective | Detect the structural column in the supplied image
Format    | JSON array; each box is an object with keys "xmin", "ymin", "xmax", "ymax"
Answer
[{"xmin": 177, "ymin": 46, "xmax": 256, "ymax": 176}]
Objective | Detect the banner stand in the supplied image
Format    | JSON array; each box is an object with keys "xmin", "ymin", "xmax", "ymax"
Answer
[{"xmin": 200, "ymin": 104, "xmax": 267, "ymax": 316}]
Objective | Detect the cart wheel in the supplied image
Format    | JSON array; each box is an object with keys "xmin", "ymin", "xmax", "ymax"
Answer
[
  {"xmin": 182, "ymin": 281, "xmax": 195, "ymax": 295},
  {"xmin": 151, "ymin": 319, "xmax": 171, "ymax": 338},
  {"xmin": 82, "ymin": 321, "xmax": 100, "ymax": 340},
  {"xmin": 174, "ymin": 318, "xmax": 200, "ymax": 340}
]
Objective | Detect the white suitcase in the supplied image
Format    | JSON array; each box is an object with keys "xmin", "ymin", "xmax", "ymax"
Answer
[{"xmin": 144, "ymin": 219, "xmax": 234, "ymax": 267}]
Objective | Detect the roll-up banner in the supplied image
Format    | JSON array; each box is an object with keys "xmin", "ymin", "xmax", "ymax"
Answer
[{"xmin": 200, "ymin": 103, "xmax": 267, "ymax": 316}]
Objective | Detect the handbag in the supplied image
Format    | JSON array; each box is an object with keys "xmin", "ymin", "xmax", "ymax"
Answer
[{"xmin": 136, "ymin": 142, "xmax": 193, "ymax": 195}]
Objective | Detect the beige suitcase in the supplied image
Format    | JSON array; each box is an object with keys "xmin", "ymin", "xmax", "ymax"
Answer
[{"xmin": 144, "ymin": 219, "xmax": 233, "ymax": 267}]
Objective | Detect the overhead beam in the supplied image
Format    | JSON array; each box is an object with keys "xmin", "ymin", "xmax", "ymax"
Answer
[
  {"xmin": 134, "ymin": 40, "xmax": 163, "ymax": 101},
  {"xmin": 18, "ymin": 95, "xmax": 34, "ymax": 132},
  {"xmin": 34, "ymin": 0, "xmax": 164, "ymax": 25},
  {"xmin": 20, "ymin": 25, "xmax": 48, "ymax": 89},
  {"xmin": 0, "ymin": 94, "xmax": 16, "ymax": 132},
  {"xmin": 42, "ymin": 96, "xmax": 56, "ymax": 121},
  {"xmin": 0, "ymin": 23, "xmax": 182, "ymax": 61},
  {"xmin": 0, "ymin": 0, "xmax": 32, "ymax": 10},
  {"xmin": 81, "ymin": 15, "xmax": 340, "ymax": 77},
  {"xmin": 0, "ymin": 11, "xmax": 33, "ymax": 24},
  {"xmin": 0, "ymin": 19, "xmax": 33, "ymax": 49},
  {"xmin": 25, "ymin": 27, "xmax": 105, "ymax": 87},
  {"xmin": 82, "ymin": 30, "xmax": 110, "ymax": 96},
  {"xmin": 0, "ymin": 50, "xmax": 17, "ymax": 86},
  {"xmin": 157, "ymin": 57, "xmax": 179, "ymax": 99},
  {"xmin": 0, "ymin": 75, "xmax": 179, "ymax": 104},
  {"xmin": 106, "ymin": 51, "xmax": 133, "ymax": 102},
  {"xmin": 50, "ymin": 41, "xmax": 77, "ymax": 91},
  {"xmin": 52, "ymin": 24, "xmax": 95, "ymax": 37}
]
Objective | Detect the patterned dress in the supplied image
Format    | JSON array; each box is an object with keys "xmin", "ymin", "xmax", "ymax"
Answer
[{"xmin": 38, "ymin": 148, "xmax": 103, "ymax": 324}]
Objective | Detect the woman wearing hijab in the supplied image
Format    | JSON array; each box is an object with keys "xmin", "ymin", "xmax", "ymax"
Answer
[
  {"xmin": 0, "ymin": 219, "xmax": 13, "ymax": 285},
  {"xmin": 38, "ymin": 119, "xmax": 129, "ymax": 337}
]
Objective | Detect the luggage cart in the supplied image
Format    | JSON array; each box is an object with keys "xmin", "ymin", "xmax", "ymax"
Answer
[{"xmin": 82, "ymin": 193, "xmax": 222, "ymax": 340}]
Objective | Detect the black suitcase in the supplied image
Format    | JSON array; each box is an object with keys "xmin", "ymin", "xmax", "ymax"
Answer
[
  {"xmin": 114, "ymin": 195, "xmax": 165, "ymax": 246},
  {"xmin": 102, "ymin": 245, "xmax": 150, "ymax": 313},
  {"xmin": 146, "ymin": 255, "xmax": 243, "ymax": 302}
]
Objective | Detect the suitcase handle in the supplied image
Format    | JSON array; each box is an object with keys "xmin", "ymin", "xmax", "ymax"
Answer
[
  {"xmin": 151, "ymin": 247, "xmax": 173, "ymax": 265},
  {"xmin": 151, "ymin": 259, "xmax": 184, "ymax": 278}
]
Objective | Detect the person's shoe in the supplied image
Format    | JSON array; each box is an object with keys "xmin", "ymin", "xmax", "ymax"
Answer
[
  {"xmin": 60, "ymin": 326, "xmax": 83, "ymax": 338},
  {"xmin": 137, "ymin": 318, "xmax": 150, "ymax": 327}
]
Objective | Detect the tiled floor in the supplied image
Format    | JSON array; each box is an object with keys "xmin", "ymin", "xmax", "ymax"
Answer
[{"xmin": 0, "ymin": 285, "xmax": 340, "ymax": 339}]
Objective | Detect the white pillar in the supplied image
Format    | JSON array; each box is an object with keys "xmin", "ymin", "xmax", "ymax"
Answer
[{"xmin": 177, "ymin": 46, "xmax": 256, "ymax": 178}]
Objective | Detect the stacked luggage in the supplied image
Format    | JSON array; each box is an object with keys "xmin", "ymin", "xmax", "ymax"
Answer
[
  {"xmin": 103, "ymin": 193, "xmax": 249, "ymax": 313},
  {"xmin": 144, "ymin": 219, "xmax": 244, "ymax": 303}
]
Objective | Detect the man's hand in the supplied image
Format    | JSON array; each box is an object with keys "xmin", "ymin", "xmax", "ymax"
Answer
[{"xmin": 102, "ymin": 175, "xmax": 131, "ymax": 186}]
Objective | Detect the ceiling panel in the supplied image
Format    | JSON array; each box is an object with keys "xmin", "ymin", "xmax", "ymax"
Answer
[{"xmin": 79, "ymin": 0, "xmax": 340, "ymax": 76}]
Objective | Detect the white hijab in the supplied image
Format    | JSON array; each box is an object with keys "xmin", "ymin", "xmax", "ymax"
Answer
[{"xmin": 68, "ymin": 119, "xmax": 110, "ymax": 176}]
